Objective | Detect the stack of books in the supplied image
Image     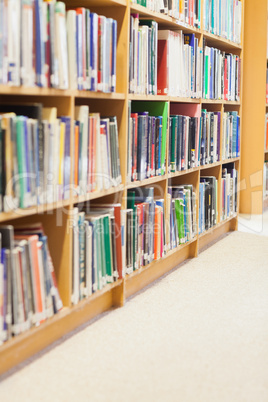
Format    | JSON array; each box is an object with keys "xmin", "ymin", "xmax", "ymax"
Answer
[
  {"xmin": 168, "ymin": 115, "xmax": 200, "ymax": 172},
  {"xmin": 0, "ymin": 2, "xmax": 117, "ymax": 92},
  {"xmin": 123, "ymin": 187, "xmax": 166, "ymax": 275},
  {"xmin": 158, "ymin": 31, "xmax": 203, "ymax": 98},
  {"xmin": 167, "ymin": 185, "xmax": 197, "ymax": 249},
  {"xmin": 129, "ymin": 16, "xmax": 158, "ymax": 95},
  {"xmin": 222, "ymin": 111, "xmax": 240, "ymax": 160},
  {"xmin": 71, "ymin": 204, "xmax": 122, "ymax": 305},
  {"xmin": 74, "ymin": 106, "xmax": 121, "ymax": 196},
  {"xmin": 0, "ymin": 223, "xmax": 62, "ymax": 344},
  {"xmin": 222, "ymin": 164, "xmax": 238, "ymax": 220},
  {"xmin": 0, "ymin": 104, "xmax": 71, "ymax": 211},
  {"xmin": 199, "ymin": 175, "xmax": 218, "ymax": 233},
  {"xmin": 200, "ymin": 109, "xmax": 221, "ymax": 166},
  {"xmin": 131, "ymin": 0, "xmax": 201, "ymax": 28},
  {"xmin": 127, "ymin": 102, "xmax": 168, "ymax": 182},
  {"xmin": 202, "ymin": 43, "xmax": 241, "ymax": 101},
  {"xmin": 203, "ymin": 0, "xmax": 242, "ymax": 44}
]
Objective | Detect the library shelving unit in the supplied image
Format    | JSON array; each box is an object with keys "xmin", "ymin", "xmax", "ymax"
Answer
[{"xmin": 0, "ymin": 0, "xmax": 244, "ymax": 374}]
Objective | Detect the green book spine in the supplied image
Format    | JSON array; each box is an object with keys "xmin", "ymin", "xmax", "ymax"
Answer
[
  {"xmin": 175, "ymin": 199, "xmax": 184, "ymax": 245},
  {"xmin": 103, "ymin": 215, "xmax": 112, "ymax": 283},
  {"xmin": 100, "ymin": 217, "xmax": 107, "ymax": 287},
  {"xmin": 96, "ymin": 218, "xmax": 102, "ymax": 290}
]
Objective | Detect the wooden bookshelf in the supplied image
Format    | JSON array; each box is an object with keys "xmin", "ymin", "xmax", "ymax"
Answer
[{"xmin": 0, "ymin": 0, "xmax": 245, "ymax": 375}]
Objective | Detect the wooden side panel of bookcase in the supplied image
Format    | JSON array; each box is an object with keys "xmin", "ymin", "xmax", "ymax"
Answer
[{"xmin": 240, "ymin": 0, "xmax": 267, "ymax": 214}]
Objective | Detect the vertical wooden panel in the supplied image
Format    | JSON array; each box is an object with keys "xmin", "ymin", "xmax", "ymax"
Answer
[{"xmin": 240, "ymin": 0, "xmax": 267, "ymax": 214}]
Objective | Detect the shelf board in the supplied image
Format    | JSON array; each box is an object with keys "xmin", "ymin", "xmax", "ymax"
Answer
[
  {"xmin": 200, "ymin": 161, "xmax": 221, "ymax": 170},
  {"xmin": 169, "ymin": 96, "xmax": 201, "ymax": 103},
  {"xmin": 0, "ymin": 85, "xmax": 125, "ymax": 100},
  {"xmin": 130, "ymin": 3, "xmax": 201, "ymax": 33},
  {"xmin": 128, "ymin": 94, "xmax": 169, "ymax": 101},
  {"xmin": 125, "ymin": 237, "xmax": 197, "ymax": 299},
  {"xmin": 0, "ymin": 200, "xmax": 72, "ymax": 223},
  {"xmin": 203, "ymin": 31, "xmax": 242, "ymax": 51},
  {"xmin": 0, "ymin": 279, "xmax": 123, "ymax": 376},
  {"xmin": 199, "ymin": 214, "xmax": 237, "ymax": 239},
  {"xmin": 126, "ymin": 175, "xmax": 167, "ymax": 189},
  {"xmin": 222, "ymin": 157, "xmax": 240, "ymax": 164},
  {"xmin": 168, "ymin": 167, "xmax": 199, "ymax": 178},
  {"xmin": 0, "ymin": 85, "xmax": 72, "ymax": 97},
  {"xmin": 65, "ymin": 0, "xmax": 127, "ymax": 6},
  {"xmin": 73, "ymin": 91, "xmax": 125, "ymax": 100},
  {"xmin": 73, "ymin": 185, "xmax": 125, "ymax": 204},
  {"xmin": 201, "ymin": 99, "xmax": 240, "ymax": 105}
]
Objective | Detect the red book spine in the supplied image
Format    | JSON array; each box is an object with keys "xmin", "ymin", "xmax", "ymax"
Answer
[{"xmin": 157, "ymin": 40, "xmax": 169, "ymax": 95}]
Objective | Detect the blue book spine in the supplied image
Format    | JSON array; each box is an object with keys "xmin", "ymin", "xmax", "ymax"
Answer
[
  {"xmin": 111, "ymin": 19, "xmax": 117, "ymax": 93},
  {"xmin": 35, "ymin": 0, "xmax": 45, "ymax": 87},
  {"xmin": 237, "ymin": 115, "xmax": 240, "ymax": 157}
]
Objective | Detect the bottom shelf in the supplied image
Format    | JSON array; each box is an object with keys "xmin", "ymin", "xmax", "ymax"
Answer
[
  {"xmin": 0, "ymin": 280, "xmax": 124, "ymax": 376},
  {"xmin": 0, "ymin": 216, "xmax": 238, "ymax": 376}
]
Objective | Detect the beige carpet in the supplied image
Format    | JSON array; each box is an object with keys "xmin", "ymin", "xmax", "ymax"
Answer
[{"xmin": 0, "ymin": 231, "xmax": 268, "ymax": 402}]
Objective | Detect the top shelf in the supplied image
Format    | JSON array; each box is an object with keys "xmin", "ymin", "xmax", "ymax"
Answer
[
  {"xmin": 64, "ymin": 0, "xmax": 127, "ymax": 7},
  {"xmin": 130, "ymin": 3, "xmax": 242, "ymax": 51}
]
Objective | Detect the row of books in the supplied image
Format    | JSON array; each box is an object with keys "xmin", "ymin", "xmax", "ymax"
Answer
[
  {"xmin": 200, "ymin": 109, "xmax": 220, "ymax": 165},
  {"xmin": 167, "ymin": 107, "xmax": 240, "ymax": 174},
  {"xmin": 203, "ymin": 0, "xmax": 242, "ymax": 44},
  {"xmin": 222, "ymin": 165, "xmax": 238, "ymax": 220},
  {"xmin": 168, "ymin": 114, "xmax": 200, "ymax": 172},
  {"xmin": 158, "ymin": 31, "xmax": 203, "ymax": 98},
  {"xmin": 199, "ymin": 176, "xmax": 218, "ymax": 233},
  {"xmin": 124, "ymin": 187, "xmax": 165, "ymax": 273},
  {"xmin": 127, "ymin": 102, "xmax": 168, "ymax": 182},
  {"xmin": 203, "ymin": 44, "xmax": 241, "ymax": 101},
  {"xmin": 128, "ymin": 112, "xmax": 165, "ymax": 182},
  {"xmin": 74, "ymin": 106, "xmax": 121, "ymax": 195},
  {"xmin": 0, "ymin": 223, "xmax": 62, "ymax": 344},
  {"xmin": 0, "ymin": 104, "xmax": 71, "ymax": 211},
  {"xmin": 131, "ymin": 0, "xmax": 201, "ymax": 28},
  {"xmin": 71, "ymin": 204, "xmax": 122, "ymax": 305},
  {"xmin": 167, "ymin": 185, "xmax": 197, "ymax": 249},
  {"xmin": 129, "ymin": 17, "xmax": 158, "ymax": 95},
  {"xmin": 0, "ymin": 2, "xmax": 117, "ymax": 92},
  {"xmin": 222, "ymin": 111, "xmax": 240, "ymax": 160},
  {"xmin": 0, "ymin": 103, "xmax": 121, "ymax": 213}
]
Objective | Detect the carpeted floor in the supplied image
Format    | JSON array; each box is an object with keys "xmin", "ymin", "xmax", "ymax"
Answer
[{"xmin": 0, "ymin": 229, "xmax": 268, "ymax": 402}]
